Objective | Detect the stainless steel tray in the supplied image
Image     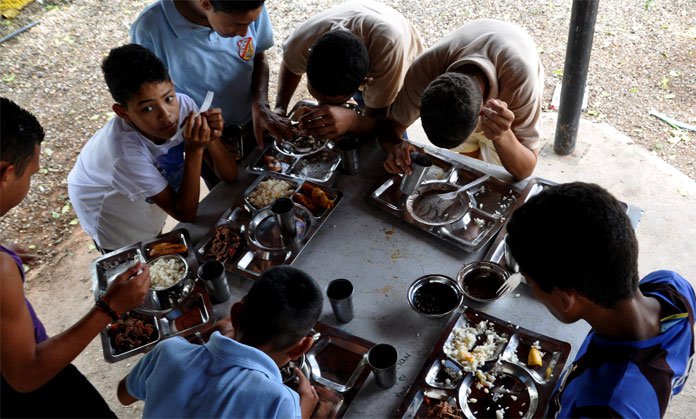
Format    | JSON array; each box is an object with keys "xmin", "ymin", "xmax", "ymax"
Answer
[
  {"xmin": 195, "ymin": 174, "xmax": 343, "ymax": 281},
  {"xmin": 394, "ymin": 307, "xmax": 571, "ymax": 418},
  {"xmin": 91, "ymin": 229, "xmax": 215, "ymax": 362},
  {"xmin": 369, "ymin": 153, "xmax": 522, "ymax": 252},
  {"xmin": 248, "ymin": 143, "xmax": 341, "ymax": 186}
]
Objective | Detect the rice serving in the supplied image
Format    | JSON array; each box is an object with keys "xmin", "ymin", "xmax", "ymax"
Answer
[
  {"xmin": 149, "ymin": 257, "xmax": 186, "ymax": 290},
  {"xmin": 248, "ymin": 179, "xmax": 294, "ymax": 208},
  {"xmin": 444, "ymin": 320, "xmax": 507, "ymax": 373}
]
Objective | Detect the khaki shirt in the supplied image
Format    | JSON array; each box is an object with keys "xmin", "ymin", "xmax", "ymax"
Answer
[
  {"xmin": 282, "ymin": 0, "xmax": 423, "ymax": 109},
  {"xmin": 390, "ymin": 19, "xmax": 544, "ymax": 156}
]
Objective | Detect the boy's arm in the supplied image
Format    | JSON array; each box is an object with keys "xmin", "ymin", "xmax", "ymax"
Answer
[
  {"xmin": 149, "ymin": 113, "xmax": 209, "ymax": 222},
  {"xmin": 0, "ymin": 257, "xmax": 149, "ymax": 392},
  {"xmin": 117, "ymin": 376, "xmax": 138, "ymax": 405},
  {"xmin": 201, "ymin": 108, "xmax": 237, "ymax": 183},
  {"xmin": 297, "ymin": 105, "xmax": 387, "ymax": 140},
  {"xmin": 274, "ymin": 61, "xmax": 302, "ymax": 117},
  {"xmin": 252, "ymin": 53, "xmax": 294, "ymax": 148}
]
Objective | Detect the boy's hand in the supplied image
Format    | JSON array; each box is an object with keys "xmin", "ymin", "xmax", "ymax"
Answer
[
  {"xmin": 480, "ymin": 99, "xmax": 515, "ymax": 142},
  {"xmin": 298, "ymin": 105, "xmax": 356, "ymax": 139},
  {"xmin": 296, "ymin": 367, "xmax": 319, "ymax": 419},
  {"xmin": 384, "ymin": 141, "xmax": 416, "ymax": 175},
  {"xmin": 103, "ymin": 262, "xmax": 151, "ymax": 314},
  {"xmin": 182, "ymin": 111, "xmax": 211, "ymax": 152},
  {"xmin": 252, "ymin": 103, "xmax": 295, "ymax": 148},
  {"xmin": 201, "ymin": 108, "xmax": 224, "ymax": 143}
]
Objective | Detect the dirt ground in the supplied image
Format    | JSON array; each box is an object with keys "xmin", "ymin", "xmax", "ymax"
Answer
[{"xmin": 1, "ymin": 0, "xmax": 695, "ymax": 417}]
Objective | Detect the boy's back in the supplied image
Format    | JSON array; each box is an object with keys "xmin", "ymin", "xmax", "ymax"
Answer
[
  {"xmin": 550, "ymin": 270, "xmax": 695, "ymax": 418},
  {"xmin": 126, "ymin": 333, "xmax": 301, "ymax": 418}
]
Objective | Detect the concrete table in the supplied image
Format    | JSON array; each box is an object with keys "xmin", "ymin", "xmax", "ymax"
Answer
[{"xmin": 177, "ymin": 142, "xmax": 592, "ymax": 418}]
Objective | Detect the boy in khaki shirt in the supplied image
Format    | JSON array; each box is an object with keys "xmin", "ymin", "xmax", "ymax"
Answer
[
  {"xmin": 270, "ymin": 0, "xmax": 423, "ymax": 142},
  {"xmin": 383, "ymin": 19, "xmax": 544, "ymax": 180}
]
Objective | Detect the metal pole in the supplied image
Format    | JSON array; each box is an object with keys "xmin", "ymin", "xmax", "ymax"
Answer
[{"xmin": 554, "ymin": 0, "xmax": 599, "ymax": 155}]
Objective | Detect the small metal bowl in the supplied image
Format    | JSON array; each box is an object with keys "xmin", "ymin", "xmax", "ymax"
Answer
[
  {"xmin": 280, "ymin": 353, "xmax": 311, "ymax": 385},
  {"xmin": 457, "ymin": 261, "xmax": 509, "ymax": 303},
  {"xmin": 137, "ymin": 255, "xmax": 194, "ymax": 315},
  {"xmin": 407, "ymin": 274, "xmax": 463, "ymax": 318}
]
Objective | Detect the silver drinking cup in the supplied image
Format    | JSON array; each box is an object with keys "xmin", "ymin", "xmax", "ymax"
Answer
[
  {"xmin": 271, "ymin": 197, "xmax": 297, "ymax": 240},
  {"xmin": 326, "ymin": 278, "xmax": 354, "ymax": 323},
  {"xmin": 338, "ymin": 137, "xmax": 360, "ymax": 175},
  {"xmin": 367, "ymin": 343, "xmax": 398, "ymax": 389},
  {"xmin": 399, "ymin": 152, "xmax": 432, "ymax": 195},
  {"xmin": 197, "ymin": 260, "xmax": 231, "ymax": 304}
]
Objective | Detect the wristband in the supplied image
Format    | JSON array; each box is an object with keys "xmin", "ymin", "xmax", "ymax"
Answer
[{"xmin": 95, "ymin": 297, "xmax": 120, "ymax": 321}]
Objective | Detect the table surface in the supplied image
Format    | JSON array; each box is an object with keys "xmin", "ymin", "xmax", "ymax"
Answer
[{"xmin": 177, "ymin": 142, "xmax": 593, "ymax": 418}]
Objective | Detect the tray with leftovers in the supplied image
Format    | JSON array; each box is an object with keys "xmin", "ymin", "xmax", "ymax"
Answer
[{"xmin": 394, "ymin": 307, "xmax": 570, "ymax": 419}]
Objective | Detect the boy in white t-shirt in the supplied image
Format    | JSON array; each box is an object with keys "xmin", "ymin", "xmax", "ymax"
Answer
[{"xmin": 68, "ymin": 44, "xmax": 237, "ymax": 252}]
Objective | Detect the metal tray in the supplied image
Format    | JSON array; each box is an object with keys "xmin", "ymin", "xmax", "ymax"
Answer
[
  {"xmin": 195, "ymin": 175, "xmax": 343, "ymax": 281},
  {"xmin": 248, "ymin": 144, "xmax": 341, "ymax": 186},
  {"xmin": 369, "ymin": 153, "xmax": 522, "ymax": 252},
  {"xmin": 100, "ymin": 281, "xmax": 215, "ymax": 363},
  {"xmin": 394, "ymin": 307, "xmax": 570, "ymax": 418}
]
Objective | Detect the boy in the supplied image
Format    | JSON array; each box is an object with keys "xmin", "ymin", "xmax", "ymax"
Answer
[
  {"xmin": 118, "ymin": 266, "xmax": 322, "ymax": 418},
  {"xmin": 273, "ymin": 0, "xmax": 423, "ymax": 141},
  {"xmin": 383, "ymin": 20, "xmax": 544, "ymax": 180},
  {"xmin": 506, "ymin": 182, "xmax": 695, "ymax": 417},
  {"xmin": 131, "ymin": 0, "xmax": 284, "ymax": 174},
  {"xmin": 1, "ymin": 96, "xmax": 151, "ymax": 417},
  {"xmin": 68, "ymin": 44, "xmax": 236, "ymax": 253}
]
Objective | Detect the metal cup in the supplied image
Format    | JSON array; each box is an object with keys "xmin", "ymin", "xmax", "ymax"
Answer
[
  {"xmin": 338, "ymin": 137, "xmax": 360, "ymax": 175},
  {"xmin": 197, "ymin": 260, "xmax": 231, "ymax": 304},
  {"xmin": 367, "ymin": 343, "xmax": 398, "ymax": 389},
  {"xmin": 399, "ymin": 152, "xmax": 432, "ymax": 195},
  {"xmin": 326, "ymin": 278, "xmax": 354, "ymax": 323},
  {"xmin": 271, "ymin": 198, "xmax": 297, "ymax": 240}
]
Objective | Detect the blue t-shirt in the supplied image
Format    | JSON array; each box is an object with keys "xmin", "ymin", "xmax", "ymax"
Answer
[
  {"xmin": 130, "ymin": 0, "xmax": 274, "ymax": 125},
  {"xmin": 549, "ymin": 270, "xmax": 695, "ymax": 418},
  {"xmin": 126, "ymin": 332, "xmax": 301, "ymax": 418}
]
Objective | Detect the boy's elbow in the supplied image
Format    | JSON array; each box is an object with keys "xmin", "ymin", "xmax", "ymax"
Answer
[{"xmin": 117, "ymin": 378, "xmax": 138, "ymax": 405}]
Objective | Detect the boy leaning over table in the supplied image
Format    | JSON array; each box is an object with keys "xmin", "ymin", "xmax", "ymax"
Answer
[
  {"xmin": 118, "ymin": 266, "xmax": 321, "ymax": 418},
  {"xmin": 131, "ymin": 0, "xmax": 285, "ymax": 187},
  {"xmin": 0, "ymin": 97, "xmax": 151, "ymax": 418},
  {"xmin": 382, "ymin": 19, "xmax": 544, "ymax": 181},
  {"xmin": 68, "ymin": 44, "xmax": 236, "ymax": 254},
  {"xmin": 506, "ymin": 182, "xmax": 695, "ymax": 418},
  {"xmin": 271, "ymin": 0, "xmax": 423, "ymax": 142}
]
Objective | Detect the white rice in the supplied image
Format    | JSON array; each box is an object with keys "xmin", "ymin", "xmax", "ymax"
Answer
[
  {"xmin": 149, "ymin": 257, "xmax": 186, "ymax": 290},
  {"xmin": 248, "ymin": 179, "xmax": 294, "ymax": 208}
]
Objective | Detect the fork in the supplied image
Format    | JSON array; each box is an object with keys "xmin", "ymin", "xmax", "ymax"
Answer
[{"xmin": 495, "ymin": 272, "xmax": 523, "ymax": 297}]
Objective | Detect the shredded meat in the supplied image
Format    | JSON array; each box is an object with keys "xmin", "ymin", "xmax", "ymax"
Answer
[
  {"xmin": 205, "ymin": 225, "xmax": 241, "ymax": 264},
  {"xmin": 424, "ymin": 400, "xmax": 464, "ymax": 419},
  {"xmin": 107, "ymin": 316, "xmax": 157, "ymax": 354}
]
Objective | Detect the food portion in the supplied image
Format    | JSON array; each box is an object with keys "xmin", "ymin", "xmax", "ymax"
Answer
[
  {"xmin": 149, "ymin": 242, "xmax": 187, "ymax": 258},
  {"xmin": 413, "ymin": 281, "xmax": 460, "ymax": 315},
  {"xmin": 444, "ymin": 320, "xmax": 507, "ymax": 373},
  {"xmin": 148, "ymin": 256, "xmax": 186, "ymax": 290},
  {"xmin": 248, "ymin": 179, "xmax": 295, "ymax": 208},
  {"xmin": 263, "ymin": 155, "xmax": 282, "ymax": 172},
  {"xmin": 107, "ymin": 314, "xmax": 157, "ymax": 354},
  {"xmin": 205, "ymin": 225, "xmax": 242, "ymax": 264},
  {"xmin": 293, "ymin": 183, "xmax": 335, "ymax": 215},
  {"xmin": 424, "ymin": 399, "xmax": 464, "ymax": 419},
  {"xmin": 281, "ymin": 133, "xmax": 326, "ymax": 154},
  {"xmin": 527, "ymin": 345, "xmax": 543, "ymax": 367}
]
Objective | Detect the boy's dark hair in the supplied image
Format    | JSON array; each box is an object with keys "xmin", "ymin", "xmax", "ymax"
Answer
[
  {"xmin": 238, "ymin": 266, "xmax": 323, "ymax": 351},
  {"xmin": 101, "ymin": 44, "xmax": 171, "ymax": 106},
  {"xmin": 506, "ymin": 182, "xmax": 638, "ymax": 308},
  {"xmin": 307, "ymin": 31, "xmax": 369, "ymax": 98},
  {"xmin": 0, "ymin": 97, "xmax": 45, "ymax": 176},
  {"xmin": 209, "ymin": 1, "xmax": 264, "ymax": 13},
  {"xmin": 420, "ymin": 72, "xmax": 482, "ymax": 149}
]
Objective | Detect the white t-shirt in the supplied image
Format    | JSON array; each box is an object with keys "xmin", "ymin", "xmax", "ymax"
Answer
[{"xmin": 68, "ymin": 93, "xmax": 197, "ymax": 250}]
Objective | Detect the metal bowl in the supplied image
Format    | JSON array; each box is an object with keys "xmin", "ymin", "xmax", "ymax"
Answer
[
  {"xmin": 457, "ymin": 261, "xmax": 509, "ymax": 303},
  {"xmin": 405, "ymin": 181, "xmax": 471, "ymax": 227},
  {"xmin": 137, "ymin": 255, "xmax": 194, "ymax": 315},
  {"xmin": 407, "ymin": 274, "xmax": 463, "ymax": 318},
  {"xmin": 280, "ymin": 353, "xmax": 312, "ymax": 385}
]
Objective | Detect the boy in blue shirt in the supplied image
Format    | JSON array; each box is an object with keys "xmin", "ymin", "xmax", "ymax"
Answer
[
  {"xmin": 131, "ymin": 0, "xmax": 289, "ymax": 185},
  {"xmin": 68, "ymin": 44, "xmax": 236, "ymax": 252},
  {"xmin": 506, "ymin": 182, "xmax": 695, "ymax": 418},
  {"xmin": 118, "ymin": 266, "xmax": 321, "ymax": 418}
]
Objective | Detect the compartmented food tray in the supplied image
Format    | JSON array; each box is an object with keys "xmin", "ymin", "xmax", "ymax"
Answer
[
  {"xmin": 284, "ymin": 321, "xmax": 374, "ymax": 418},
  {"xmin": 91, "ymin": 229, "xmax": 215, "ymax": 362},
  {"xmin": 195, "ymin": 174, "xmax": 343, "ymax": 281},
  {"xmin": 394, "ymin": 307, "xmax": 570, "ymax": 418},
  {"xmin": 248, "ymin": 143, "xmax": 341, "ymax": 186},
  {"xmin": 370, "ymin": 153, "xmax": 523, "ymax": 252}
]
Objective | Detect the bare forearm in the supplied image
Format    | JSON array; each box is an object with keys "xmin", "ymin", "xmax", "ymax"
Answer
[
  {"xmin": 275, "ymin": 62, "xmax": 302, "ymax": 115},
  {"xmin": 7, "ymin": 307, "xmax": 112, "ymax": 392},
  {"xmin": 206, "ymin": 139, "xmax": 237, "ymax": 183},
  {"xmin": 171, "ymin": 150, "xmax": 203, "ymax": 221},
  {"xmin": 494, "ymin": 131, "xmax": 537, "ymax": 180},
  {"xmin": 118, "ymin": 377, "xmax": 138, "ymax": 405},
  {"xmin": 252, "ymin": 53, "xmax": 270, "ymax": 107}
]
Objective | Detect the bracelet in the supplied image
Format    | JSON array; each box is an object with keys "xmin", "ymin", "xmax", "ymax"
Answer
[{"xmin": 95, "ymin": 297, "xmax": 120, "ymax": 321}]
